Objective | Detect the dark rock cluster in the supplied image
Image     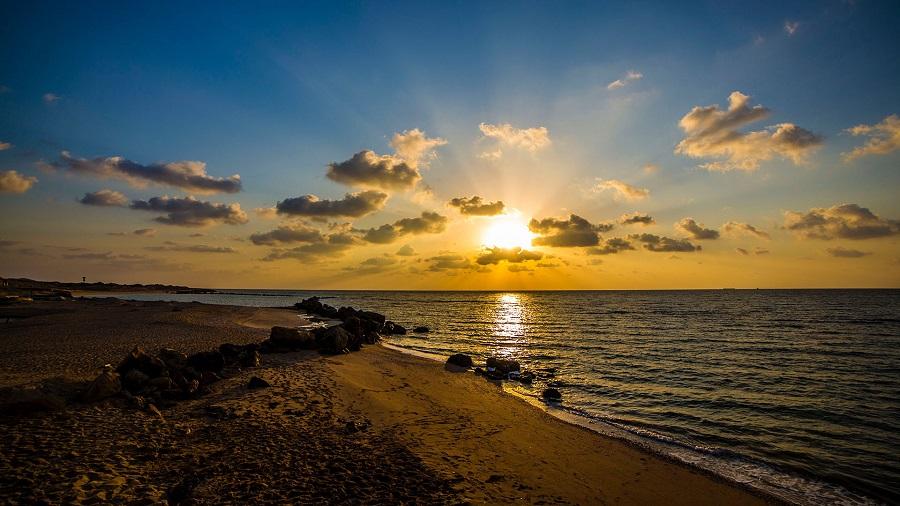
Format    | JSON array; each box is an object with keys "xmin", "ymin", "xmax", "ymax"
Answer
[
  {"xmin": 444, "ymin": 353, "xmax": 551, "ymax": 396},
  {"xmin": 295, "ymin": 297, "xmax": 408, "ymax": 336}
]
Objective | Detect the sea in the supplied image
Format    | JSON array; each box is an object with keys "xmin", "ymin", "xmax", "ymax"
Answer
[{"xmin": 97, "ymin": 289, "xmax": 900, "ymax": 504}]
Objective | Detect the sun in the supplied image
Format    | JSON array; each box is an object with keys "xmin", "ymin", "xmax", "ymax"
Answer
[{"xmin": 482, "ymin": 215, "xmax": 535, "ymax": 249}]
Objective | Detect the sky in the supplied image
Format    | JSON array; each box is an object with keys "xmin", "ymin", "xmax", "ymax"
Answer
[{"xmin": 1, "ymin": 0, "xmax": 899, "ymax": 289}]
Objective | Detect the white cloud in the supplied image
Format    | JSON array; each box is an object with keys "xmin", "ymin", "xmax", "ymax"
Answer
[
  {"xmin": 43, "ymin": 93, "xmax": 60, "ymax": 104},
  {"xmin": 784, "ymin": 21, "xmax": 800, "ymax": 36},
  {"xmin": 0, "ymin": 170, "xmax": 38, "ymax": 194},
  {"xmin": 594, "ymin": 179, "xmax": 649, "ymax": 200},
  {"xmin": 607, "ymin": 70, "xmax": 643, "ymax": 90},
  {"xmin": 389, "ymin": 129, "xmax": 447, "ymax": 168},
  {"xmin": 478, "ymin": 123, "xmax": 551, "ymax": 159},
  {"xmin": 842, "ymin": 114, "xmax": 900, "ymax": 161}
]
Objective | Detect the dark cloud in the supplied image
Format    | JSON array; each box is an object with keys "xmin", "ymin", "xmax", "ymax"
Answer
[
  {"xmin": 78, "ymin": 189, "xmax": 128, "ymax": 207},
  {"xmin": 133, "ymin": 228, "xmax": 157, "ymax": 237},
  {"xmin": 529, "ymin": 214, "xmax": 613, "ymax": 247},
  {"xmin": 736, "ymin": 248, "xmax": 749, "ymax": 255},
  {"xmin": 629, "ymin": 233, "xmax": 701, "ymax": 252},
  {"xmin": 262, "ymin": 235, "xmax": 356, "ymax": 262},
  {"xmin": 675, "ymin": 92, "xmax": 822, "ymax": 171},
  {"xmin": 676, "ymin": 218, "xmax": 719, "ymax": 240},
  {"xmin": 130, "ymin": 196, "xmax": 248, "ymax": 227},
  {"xmin": 619, "ymin": 213, "xmax": 654, "ymax": 226},
  {"xmin": 476, "ymin": 247, "xmax": 543, "ymax": 265},
  {"xmin": 426, "ymin": 254, "xmax": 478, "ymax": 272},
  {"xmin": 396, "ymin": 245, "xmax": 416, "ymax": 256},
  {"xmin": 783, "ymin": 203, "xmax": 899, "ymax": 240},
  {"xmin": 507, "ymin": 264, "xmax": 534, "ymax": 273},
  {"xmin": 326, "ymin": 151, "xmax": 420, "ymax": 190},
  {"xmin": 826, "ymin": 247, "xmax": 872, "ymax": 258},
  {"xmin": 45, "ymin": 151, "xmax": 242, "ymax": 194},
  {"xmin": 276, "ymin": 190, "xmax": 387, "ymax": 218},
  {"xmin": 342, "ymin": 256, "xmax": 401, "ymax": 275},
  {"xmin": 448, "ymin": 196, "xmax": 505, "ymax": 216},
  {"xmin": 586, "ymin": 238, "xmax": 635, "ymax": 255},
  {"xmin": 145, "ymin": 243, "xmax": 237, "ymax": 253},
  {"xmin": 250, "ymin": 224, "xmax": 325, "ymax": 246},
  {"xmin": 362, "ymin": 212, "xmax": 448, "ymax": 244}
]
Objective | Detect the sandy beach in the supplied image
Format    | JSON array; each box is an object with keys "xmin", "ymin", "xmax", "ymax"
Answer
[{"xmin": 0, "ymin": 298, "xmax": 772, "ymax": 505}]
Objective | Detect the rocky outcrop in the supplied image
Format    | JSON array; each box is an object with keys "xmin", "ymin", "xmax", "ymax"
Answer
[
  {"xmin": 446, "ymin": 354, "xmax": 473, "ymax": 368},
  {"xmin": 542, "ymin": 388, "xmax": 562, "ymax": 401},
  {"xmin": 413, "ymin": 326, "xmax": 430, "ymax": 334},
  {"xmin": 264, "ymin": 327, "xmax": 316, "ymax": 352},
  {"xmin": 81, "ymin": 367, "xmax": 122, "ymax": 402},
  {"xmin": 247, "ymin": 376, "xmax": 270, "ymax": 389},
  {"xmin": 314, "ymin": 326, "xmax": 351, "ymax": 354},
  {"xmin": 0, "ymin": 386, "xmax": 66, "ymax": 415}
]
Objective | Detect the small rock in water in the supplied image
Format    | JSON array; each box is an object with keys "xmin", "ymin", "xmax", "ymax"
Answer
[
  {"xmin": 413, "ymin": 326, "xmax": 430, "ymax": 333},
  {"xmin": 542, "ymin": 388, "xmax": 562, "ymax": 401},
  {"xmin": 247, "ymin": 376, "xmax": 270, "ymax": 389},
  {"xmin": 446, "ymin": 353, "xmax": 473, "ymax": 368}
]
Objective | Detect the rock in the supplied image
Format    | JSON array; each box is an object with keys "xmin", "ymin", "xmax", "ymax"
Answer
[
  {"xmin": 269, "ymin": 326, "xmax": 316, "ymax": 350},
  {"xmin": 542, "ymin": 388, "xmax": 562, "ymax": 401},
  {"xmin": 116, "ymin": 347, "xmax": 166, "ymax": 378},
  {"xmin": 316, "ymin": 325, "xmax": 350, "ymax": 354},
  {"xmin": 0, "ymin": 387, "xmax": 66, "ymax": 415},
  {"xmin": 186, "ymin": 351, "xmax": 225, "ymax": 373},
  {"xmin": 148, "ymin": 376, "xmax": 174, "ymax": 390},
  {"xmin": 123, "ymin": 369, "xmax": 150, "ymax": 392},
  {"xmin": 247, "ymin": 376, "xmax": 270, "ymax": 389},
  {"xmin": 474, "ymin": 367, "xmax": 485, "ymax": 376},
  {"xmin": 199, "ymin": 371, "xmax": 221, "ymax": 386},
  {"xmin": 446, "ymin": 354, "xmax": 473, "ymax": 368},
  {"xmin": 363, "ymin": 331, "xmax": 381, "ymax": 345},
  {"xmin": 486, "ymin": 357, "xmax": 520, "ymax": 376},
  {"xmin": 159, "ymin": 348, "xmax": 187, "ymax": 370},
  {"xmin": 341, "ymin": 316, "xmax": 365, "ymax": 351},
  {"xmin": 384, "ymin": 321, "xmax": 406, "ymax": 335},
  {"xmin": 81, "ymin": 368, "xmax": 122, "ymax": 402},
  {"xmin": 239, "ymin": 350, "xmax": 261, "ymax": 368},
  {"xmin": 509, "ymin": 371, "xmax": 535, "ymax": 384},
  {"xmin": 413, "ymin": 326, "xmax": 430, "ymax": 333}
]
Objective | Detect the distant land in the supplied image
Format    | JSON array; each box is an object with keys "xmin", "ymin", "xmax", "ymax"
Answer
[{"xmin": 0, "ymin": 277, "xmax": 214, "ymax": 297}]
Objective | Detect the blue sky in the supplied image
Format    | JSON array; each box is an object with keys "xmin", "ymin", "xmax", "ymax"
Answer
[{"xmin": 1, "ymin": 1, "xmax": 899, "ymax": 288}]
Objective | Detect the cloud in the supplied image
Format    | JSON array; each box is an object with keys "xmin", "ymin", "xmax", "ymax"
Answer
[
  {"xmin": 826, "ymin": 246, "xmax": 872, "ymax": 258},
  {"xmin": 0, "ymin": 141, "xmax": 12, "ymax": 151},
  {"xmin": 362, "ymin": 211, "xmax": 448, "ymax": 244},
  {"xmin": 43, "ymin": 93, "xmax": 60, "ymax": 104},
  {"xmin": 276, "ymin": 190, "xmax": 387, "ymax": 218},
  {"xmin": 842, "ymin": 114, "xmax": 900, "ymax": 161},
  {"xmin": 722, "ymin": 221, "xmax": 770, "ymax": 239},
  {"xmin": 642, "ymin": 164, "xmax": 659, "ymax": 175},
  {"xmin": 130, "ymin": 195, "xmax": 249, "ymax": 227},
  {"xmin": 133, "ymin": 228, "xmax": 157, "ymax": 237},
  {"xmin": 754, "ymin": 248, "xmax": 770, "ymax": 255},
  {"xmin": 586, "ymin": 238, "xmax": 635, "ymax": 255},
  {"xmin": 784, "ymin": 21, "xmax": 800, "ymax": 36},
  {"xmin": 254, "ymin": 207, "xmax": 278, "ymax": 219},
  {"xmin": 594, "ymin": 179, "xmax": 649, "ymax": 200},
  {"xmin": 736, "ymin": 247, "xmax": 749, "ymax": 255},
  {"xmin": 250, "ymin": 224, "xmax": 324, "ymax": 245},
  {"xmin": 145, "ymin": 242, "xmax": 237, "ymax": 254},
  {"xmin": 507, "ymin": 264, "xmax": 534, "ymax": 273},
  {"xmin": 262, "ymin": 233, "xmax": 358, "ymax": 262},
  {"xmin": 629, "ymin": 233, "xmax": 701, "ymax": 252},
  {"xmin": 44, "ymin": 151, "xmax": 242, "ymax": 194},
  {"xmin": 476, "ymin": 247, "xmax": 543, "ymax": 265},
  {"xmin": 448, "ymin": 196, "xmax": 505, "ymax": 216},
  {"xmin": 676, "ymin": 218, "xmax": 720, "ymax": 240},
  {"xmin": 620, "ymin": 212, "xmax": 654, "ymax": 226},
  {"xmin": 343, "ymin": 256, "xmax": 402, "ymax": 275},
  {"xmin": 783, "ymin": 203, "xmax": 900, "ymax": 240},
  {"xmin": 675, "ymin": 92, "xmax": 823, "ymax": 171},
  {"xmin": 0, "ymin": 170, "xmax": 38, "ymax": 194},
  {"xmin": 530, "ymin": 214, "xmax": 613, "ymax": 247},
  {"xmin": 607, "ymin": 70, "xmax": 643, "ymax": 90},
  {"xmin": 78, "ymin": 189, "xmax": 128, "ymax": 207},
  {"xmin": 426, "ymin": 254, "xmax": 478, "ymax": 272},
  {"xmin": 326, "ymin": 151, "xmax": 420, "ymax": 191},
  {"xmin": 389, "ymin": 129, "xmax": 447, "ymax": 167},
  {"xmin": 478, "ymin": 123, "xmax": 551, "ymax": 159},
  {"xmin": 396, "ymin": 244, "xmax": 417, "ymax": 256}
]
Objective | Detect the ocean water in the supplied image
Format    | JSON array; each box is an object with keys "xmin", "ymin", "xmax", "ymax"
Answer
[{"xmin": 100, "ymin": 289, "xmax": 900, "ymax": 504}]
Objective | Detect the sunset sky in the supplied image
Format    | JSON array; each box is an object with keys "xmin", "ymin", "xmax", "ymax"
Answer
[{"xmin": 2, "ymin": 1, "xmax": 899, "ymax": 289}]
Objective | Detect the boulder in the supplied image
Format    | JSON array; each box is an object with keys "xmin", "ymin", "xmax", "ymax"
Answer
[
  {"xmin": 148, "ymin": 376, "xmax": 175, "ymax": 390},
  {"xmin": 0, "ymin": 387, "xmax": 65, "ymax": 415},
  {"xmin": 413, "ymin": 326, "xmax": 430, "ymax": 334},
  {"xmin": 383, "ymin": 321, "xmax": 406, "ymax": 335},
  {"xmin": 239, "ymin": 350, "xmax": 261, "ymax": 368},
  {"xmin": 542, "ymin": 388, "xmax": 562, "ymax": 401},
  {"xmin": 342, "ymin": 316, "xmax": 365, "ymax": 351},
  {"xmin": 509, "ymin": 371, "xmax": 535, "ymax": 385},
  {"xmin": 187, "ymin": 351, "xmax": 225, "ymax": 373},
  {"xmin": 247, "ymin": 376, "xmax": 270, "ymax": 389},
  {"xmin": 159, "ymin": 348, "xmax": 188, "ymax": 370},
  {"xmin": 199, "ymin": 371, "xmax": 221, "ymax": 386},
  {"xmin": 363, "ymin": 331, "xmax": 381, "ymax": 345},
  {"xmin": 446, "ymin": 354, "xmax": 473, "ymax": 368},
  {"xmin": 81, "ymin": 368, "xmax": 122, "ymax": 402},
  {"xmin": 316, "ymin": 325, "xmax": 350, "ymax": 354},
  {"xmin": 116, "ymin": 347, "xmax": 166, "ymax": 378},
  {"xmin": 486, "ymin": 357, "xmax": 520, "ymax": 376},
  {"xmin": 123, "ymin": 369, "xmax": 150, "ymax": 392},
  {"xmin": 269, "ymin": 326, "xmax": 316, "ymax": 350}
]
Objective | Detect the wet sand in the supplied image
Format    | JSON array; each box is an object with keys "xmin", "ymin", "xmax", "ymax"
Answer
[{"xmin": 0, "ymin": 298, "xmax": 772, "ymax": 504}]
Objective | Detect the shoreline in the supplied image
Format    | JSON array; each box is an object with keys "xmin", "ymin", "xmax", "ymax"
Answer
[{"xmin": 1, "ymin": 298, "xmax": 772, "ymax": 504}]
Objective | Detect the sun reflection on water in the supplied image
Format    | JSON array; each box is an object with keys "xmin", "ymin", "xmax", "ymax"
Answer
[{"xmin": 491, "ymin": 293, "xmax": 528, "ymax": 357}]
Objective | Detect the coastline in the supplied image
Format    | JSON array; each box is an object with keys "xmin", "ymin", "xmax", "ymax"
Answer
[{"xmin": 0, "ymin": 298, "xmax": 771, "ymax": 504}]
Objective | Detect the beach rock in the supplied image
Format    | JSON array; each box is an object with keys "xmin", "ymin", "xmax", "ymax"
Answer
[
  {"xmin": 542, "ymin": 388, "xmax": 562, "ymax": 401},
  {"xmin": 510, "ymin": 371, "xmax": 535, "ymax": 385},
  {"xmin": 81, "ymin": 368, "xmax": 122, "ymax": 402},
  {"xmin": 364, "ymin": 331, "xmax": 381, "ymax": 345},
  {"xmin": 187, "ymin": 351, "xmax": 225, "ymax": 373},
  {"xmin": 316, "ymin": 325, "xmax": 351, "ymax": 354},
  {"xmin": 148, "ymin": 376, "xmax": 175, "ymax": 390},
  {"xmin": 123, "ymin": 369, "xmax": 150, "ymax": 392},
  {"xmin": 247, "ymin": 376, "xmax": 270, "ymax": 389},
  {"xmin": 486, "ymin": 357, "xmax": 520, "ymax": 376},
  {"xmin": 383, "ymin": 321, "xmax": 406, "ymax": 335},
  {"xmin": 116, "ymin": 347, "xmax": 166, "ymax": 378},
  {"xmin": 269, "ymin": 326, "xmax": 316, "ymax": 350},
  {"xmin": 0, "ymin": 387, "xmax": 66, "ymax": 415},
  {"xmin": 413, "ymin": 326, "xmax": 430, "ymax": 333},
  {"xmin": 159, "ymin": 348, "xmax": 187, "ymax": 370},
  {"xmin": 446, "ymin": 354, "xmax": 473, "ymax": 368},
  {"xmin": 342, "ymin": 316, "xmax": 365, "ymax": 351},
  {"xmin": 199, "ymin": 371, "xmax": 221, "ymax": 386},
  {"xmin": 239, "ymin": 349, "xmax": 261, "ymax": 368}
]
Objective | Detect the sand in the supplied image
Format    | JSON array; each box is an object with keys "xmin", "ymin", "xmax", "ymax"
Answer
[{"xmin": 0, "ymin": 298, "xmax": 773, "ymax": 504}]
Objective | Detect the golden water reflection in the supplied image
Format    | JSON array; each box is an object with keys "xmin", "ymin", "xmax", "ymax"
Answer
[{"xmin": 491, "ymin": 293, "xmax": 528, "ymax": 357}]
